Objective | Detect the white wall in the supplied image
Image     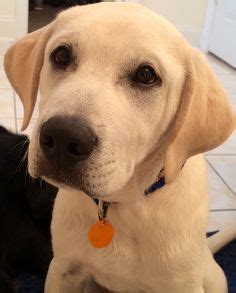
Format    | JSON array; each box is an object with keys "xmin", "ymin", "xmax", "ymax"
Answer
[
  {"xmin": 140, "ymin": 0, "xmax": 209, "ymax": 46},
  {"xmin": 0, "ymin": 0, "xmax": 15, "ymax": 40},
  {"xmin": 0, "ymin": 0, "xmax": 28, "ymax": 41},
  {"xmin": 0, "ymin": 0, "xmax": 15, "ymax": 17},
  {"xmin": 0, "ymin": 0, "xmax": 208, "ymax": 45}
]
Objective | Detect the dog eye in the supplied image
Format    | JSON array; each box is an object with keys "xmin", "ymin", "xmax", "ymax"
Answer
[
  {"xmin": 134, "ymin": 65, "xmax": 160, "ymax": 85},
  {"xmin": 50, "ymin": 45, "xmax": 72, "ymax": 68}
]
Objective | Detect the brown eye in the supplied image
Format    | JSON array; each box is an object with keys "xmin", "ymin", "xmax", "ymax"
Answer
[
  {"xmin": 50, "ymin": 45, "xmax": 72, "ymax": 68},
  {"xmin": 134, "ymin": 65, "xmax": 160, "ymax": 85}
]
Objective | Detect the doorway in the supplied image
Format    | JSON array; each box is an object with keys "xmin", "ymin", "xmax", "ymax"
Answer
[
  {"xmin": 28, "ymin": 0, "xmax": 102, "ymax": 33},
  {"xmin": 201, "ymin": 0, "xmax": 236, "ymax": 68}
]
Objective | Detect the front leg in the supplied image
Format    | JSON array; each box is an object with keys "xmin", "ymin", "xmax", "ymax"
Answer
[{"xmin": 45, "ymin": 258, "xmax": 88, "ymax": 293}]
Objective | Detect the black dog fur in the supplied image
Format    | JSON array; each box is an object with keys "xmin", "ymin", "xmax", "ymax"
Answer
[{"xmin": 0, "ymin": 126, "xmax": 58, "ymax": 292}]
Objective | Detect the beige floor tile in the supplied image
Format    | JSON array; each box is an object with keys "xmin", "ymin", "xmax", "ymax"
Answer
[
  {"xmin": 208, "ymin": 210, "xmax": 236, "ymax": 232},
  {"xmin": 227, "ymin": 94, "xmax": 236, "ymax": 106},
  {"xmin": 0, "ymin": 55, "xmax": 3, "ymax": 67},
  {"xmin": 0, "ymin": 54, "xmax": 13, "ymax": 90},
  {"xmin": 233, "ymin": 103, "xmax": 236, "ymax": 112},
  {"xmin": 209, "ymin": 63, "xmax": 234, "ymax": 76},
  {"xmin": 0, "ymin": 89, "xmax": 15, "ymax": 118},
  {"xmin": 206, "ymin": 156, "xmax": 236, "ymax": 194},
  {"xmin": 206, "ymin": 53, "xmax": 236, "ymax": 75},
  {"xmin": 0, "ymin": 118, "xmax": 17, "ymax": 132},
  {"xmin": 0, "ymin": 40, "xmax": 12, "ymax": 55},
  {"xmin": 0, "ymin": 67, "xmax": 11, "ymax": 90},
  {"xmin": 206, "ymin": 131, "xmax": 236, "ymax": 155},
  {"xmin": 15, "ymin": 94, "xmax": 24, "ymax": 118},
  {"xmin": 207, "ymin": 164, "xmax": 236, "ymax": 210},
  {"xmin": 15, "ymin": 93, "xmax": 39, "ymax": 119},
  {"xmin": 206, "ymin": 54, "xmax": 236, "ymax": 98},
  {"xmin": 218, "ymin": 75, "xmax": 236, "ymax": 96},
  {"xmin": 213, "ymin": 68, "xmax": 236, "ymax": 78}
]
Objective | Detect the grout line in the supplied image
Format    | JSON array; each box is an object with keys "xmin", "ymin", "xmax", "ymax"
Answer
[
  {"xmin": 13, "ymin": 91, "xmax": 18, "ymax": 133},
  {"xmin": 205, "ymin": 154, "xmax": 236, "ymax": 156},
  {"xmin": 210, "ymin": 209, "xmax": 236, "ymax": 212},
  {"xmin": 206, "ymin": 159, "xmax": 236, "ymax": 195}
]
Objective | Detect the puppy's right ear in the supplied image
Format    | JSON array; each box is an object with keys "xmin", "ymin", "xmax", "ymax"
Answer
[{"xmin": 4, "ymin": 24, "xmax": 54, "ymax": 130}]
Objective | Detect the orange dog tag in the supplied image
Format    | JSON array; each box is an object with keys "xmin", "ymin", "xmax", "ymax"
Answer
[{"xmin": 88, "ymin": 220, "xmax": 115, "ymax": 248}]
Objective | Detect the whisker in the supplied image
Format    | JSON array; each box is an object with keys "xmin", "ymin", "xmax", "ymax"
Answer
[
  {"xmin": 8, "ymin": 139, "xmax": 28, "ymax": 155},
  {"xmin": 15, "ymin": 143, "xmax": 29, "ymax": 182}
]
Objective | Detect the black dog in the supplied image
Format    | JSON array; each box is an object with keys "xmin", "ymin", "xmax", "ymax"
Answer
[{"xmin": 0, "ymin": 126, "xmax": 58, "ymax": 292}]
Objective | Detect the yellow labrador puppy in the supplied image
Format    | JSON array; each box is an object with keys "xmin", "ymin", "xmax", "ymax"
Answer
[{"xmin": 4, "ymin": 3, "xmax": 236, "ymax": 293}]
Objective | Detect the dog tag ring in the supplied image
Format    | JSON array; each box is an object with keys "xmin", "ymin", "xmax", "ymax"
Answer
[{"xmin": 88, "ymin": 200, "xmax": 115, "ymax": 248}]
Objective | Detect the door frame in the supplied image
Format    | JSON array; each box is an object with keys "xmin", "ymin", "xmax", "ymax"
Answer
[
  {"xmin": 200, "ymin": 0, "xmax": 217, "ymax": 52},
  {"xmin": 0, "ymin": 0, "xmax": 28, "ymax": 41},
  {"xmin": 16, "ymin": 0, "xmax": 28, "ymax": 39}
]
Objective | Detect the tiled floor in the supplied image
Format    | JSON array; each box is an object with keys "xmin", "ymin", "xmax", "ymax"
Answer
[{"xmin": 0, "ymin": 40, "xmax": 235, "ymax": 231}]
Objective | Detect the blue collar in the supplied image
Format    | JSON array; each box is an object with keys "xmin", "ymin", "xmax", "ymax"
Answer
[
  {"xmin": 92, "ymin": 169, "xmax": 167, "ymax": 222},
  {"xmin": 93, "ymin": 171, "xmax": 166, "ymax": 206},
  {"xmin": 144, "ymin": 176, "xmax": 166, "ymax": 195},
  {"xmin": 144, "ymin": 167, "xmax": 166, "ymax": 195}
]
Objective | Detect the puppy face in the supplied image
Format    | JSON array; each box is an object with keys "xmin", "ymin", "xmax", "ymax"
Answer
[
  {"xmin": 4, "ymin": 3, "xmax": 235, "ymax": 201},
  {"xmin": 28, "ymin": 5, "xmax": 186, "ymax": 199}
]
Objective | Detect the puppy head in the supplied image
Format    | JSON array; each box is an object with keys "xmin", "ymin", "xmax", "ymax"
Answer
[{"xmin": 4, "ymin": 3, "xmax": 235, "ymax": 202}]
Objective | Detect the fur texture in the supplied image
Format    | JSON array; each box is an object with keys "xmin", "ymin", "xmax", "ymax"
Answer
[{"xmin": 4, "ymin": 3, "xmax": 236, "ymax": 293}]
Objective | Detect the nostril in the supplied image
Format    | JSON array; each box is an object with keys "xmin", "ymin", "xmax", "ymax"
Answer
[
  {"xmin": 40, "ymin": 117, "xmax": 98, "ymax": 165},
  {"xmin": 42, "ymin": 135, "xmax": 55, "ymax": 148},
  {"xmin": 67, "ymin": 143, "xmax": 83, "ymax": 156}
]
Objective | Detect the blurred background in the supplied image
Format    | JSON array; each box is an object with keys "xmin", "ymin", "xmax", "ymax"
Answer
[{"xmin": 0, "ymin": 0, "xmax": 235, "ymax": 231}]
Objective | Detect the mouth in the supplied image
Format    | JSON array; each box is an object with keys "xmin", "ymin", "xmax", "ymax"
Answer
[
  {"xmin": 30, "ymin": 147, "xmax": 133, "ymax": 201},
  {"xmin": 36, "ymin": 162, "xmax": 131, "ymax": 205},
  {"xmin": 34, "ymin": 160, "xmax": 112, "ymax": 199},
  {"xmin": 42, "ymin": 173, "xmax": 101, "ymax": 197}
]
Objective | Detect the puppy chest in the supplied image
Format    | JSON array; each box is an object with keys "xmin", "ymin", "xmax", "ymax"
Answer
[
  {"xmin": 78, "ymin": 219, "xmax": 172, "ymax": 291},
  {"xmin": 53, "ymin": 216, "xmax": 152, "ymax": 290},
  {"xmin": 81, "ymin": 242, "xmax": 151, "ymax": 292}
]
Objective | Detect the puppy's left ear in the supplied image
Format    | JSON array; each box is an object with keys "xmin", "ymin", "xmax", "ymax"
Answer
[
  {"xmin": 4, "ymin": 23, "xmax": 54, "ymax": 130},
  {"xmin": 164, "ymin": 48, "xmax": 236, "ymax": 183}
]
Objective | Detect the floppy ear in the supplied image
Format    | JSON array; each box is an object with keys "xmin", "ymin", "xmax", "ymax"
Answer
[
  {"xmin": 4, "ymin": 24, "xmax": 54, "ymax": 130},
  {"xmin": 164, "ymin": 48, "xmax": 236, "ymax": 183}
]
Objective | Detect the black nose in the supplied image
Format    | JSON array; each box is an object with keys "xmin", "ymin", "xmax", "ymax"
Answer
[{"xmin": 40, "ymin": 116, "xmax": 97, "ymax": 168}]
